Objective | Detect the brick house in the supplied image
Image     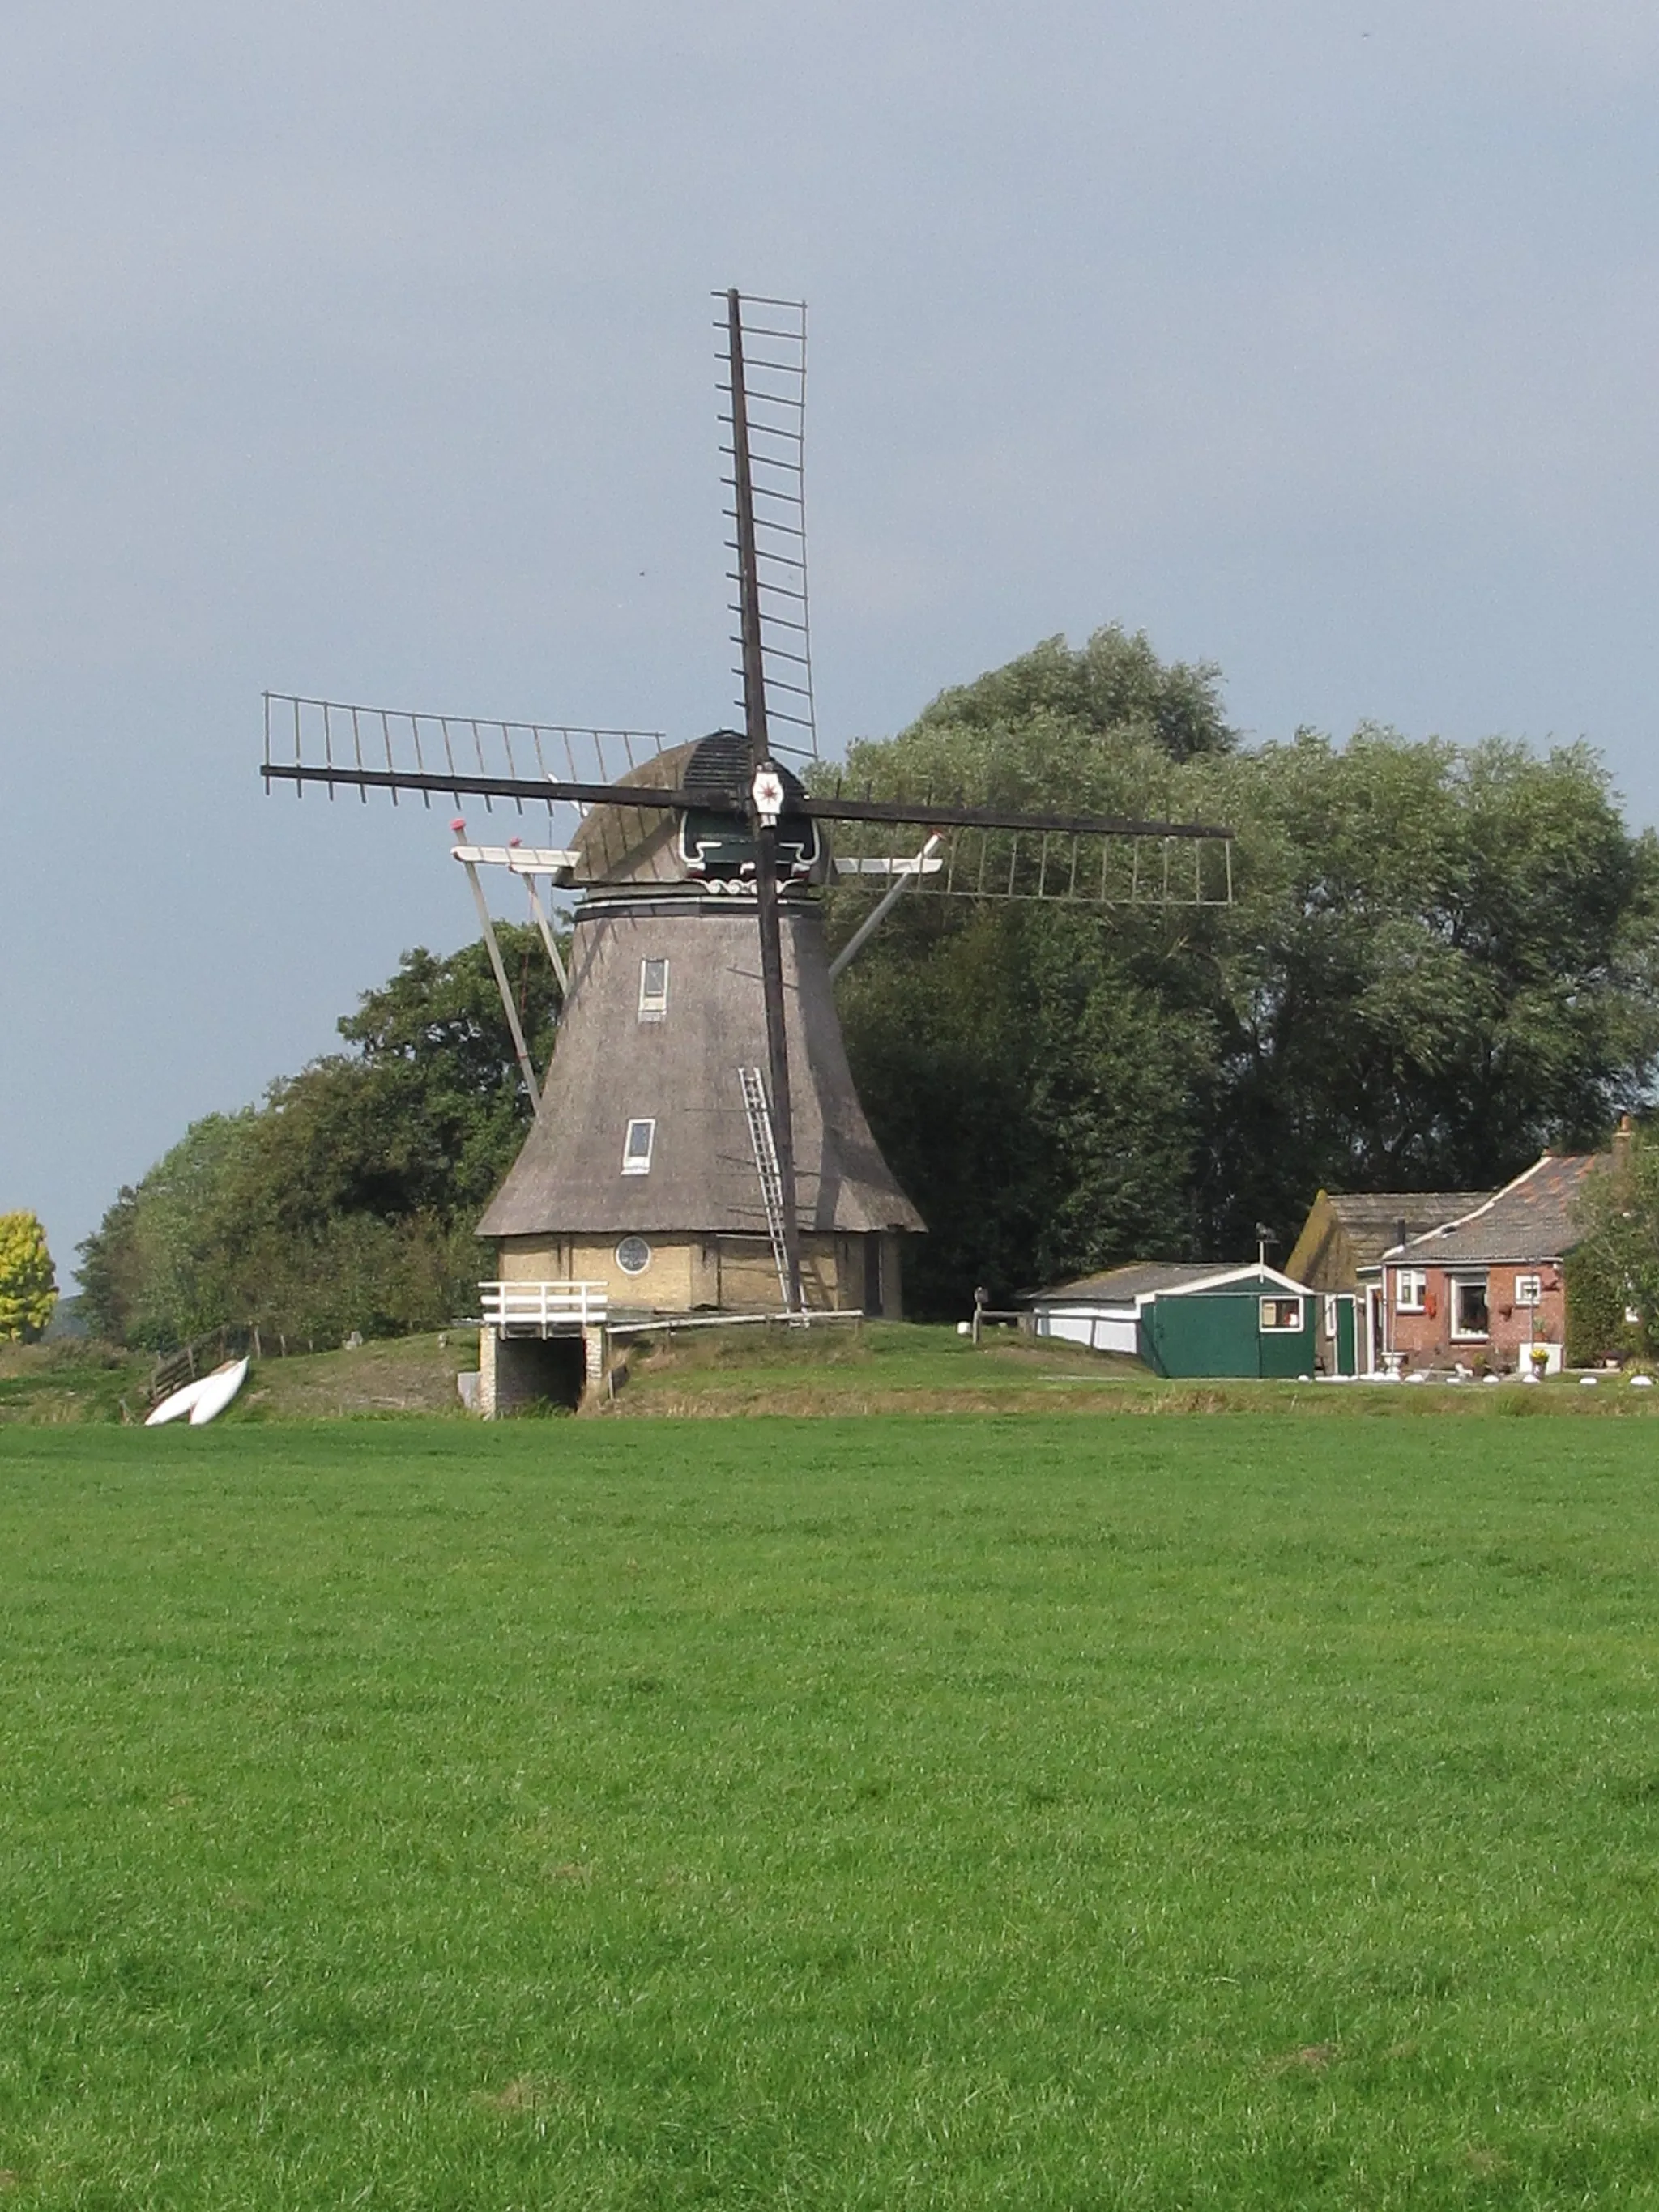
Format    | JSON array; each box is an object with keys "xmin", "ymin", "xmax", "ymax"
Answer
[
  {"xmin": 1287, "ymin": 1187, "xmax": 1490, "ymax": 1375},
  {"xmin": 1371, "ymin": 1153, "xmax": 1602, "ymax": 1375}
]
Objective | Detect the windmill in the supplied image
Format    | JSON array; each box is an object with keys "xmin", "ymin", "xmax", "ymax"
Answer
[{"xmin": 263, "ymin": 290, "xmax": 1233, "ymax": 1390}]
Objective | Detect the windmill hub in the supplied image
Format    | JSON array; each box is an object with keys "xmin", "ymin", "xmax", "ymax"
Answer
[{"xmin": 751, "ymin": 763, "xmax": 786, "ymax": 827}]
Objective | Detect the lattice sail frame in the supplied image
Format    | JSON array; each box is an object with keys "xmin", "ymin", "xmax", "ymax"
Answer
[
  {"xmin": 825, "ymin": 816, "xmax": 1235, "ymax": 908},
  {"xmin": 262, "ymin": 693, "xmax": 667, "ymax": 842},
  {"xmin": 719, "ymin": 293, "xmax": 817, "ymax": 762}
]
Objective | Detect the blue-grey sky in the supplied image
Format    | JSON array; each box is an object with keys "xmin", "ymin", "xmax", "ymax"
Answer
[{"xmin": 6, "ymin": 0, "xmax": 1659, "ymax": 1281}]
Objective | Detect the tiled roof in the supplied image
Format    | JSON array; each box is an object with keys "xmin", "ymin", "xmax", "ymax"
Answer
[
  {"xmin": 1388, "ymin": 1155, "xmax": 1600, "ymax": 1266},
  {"xmin": 1322, "ymin": 1191, "xmax": 1491, "ymax": 1265}
]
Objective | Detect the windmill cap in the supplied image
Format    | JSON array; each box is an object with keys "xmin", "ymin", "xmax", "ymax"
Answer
[
  {"xmin": 682, "ymin": 731, "xmax": 804, "ymax": 808},
  {"xmin": 568, "ymin": 732, "xmax": 810, "ymax": 887}
]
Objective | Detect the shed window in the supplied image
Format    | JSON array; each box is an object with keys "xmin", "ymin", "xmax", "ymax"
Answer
[
  {"xmin": 1396, "ymin": 1268, "xmax": 1427, "ymax": 1313},
  {"xmin": 1513, "ymin": 1273, "xmax": 1542, "ymax": 1307},
  {"xmin": 621, "ymin": 1119, "xmax": 655, "ymax": 1175},
  {"xmin": 1260, "ymin": 1296, "xmax": 1303, "ymax": 1332},
  {"xmin": 1451, "ymin": 1276, "xmax": 1489, "ymax": 1339},
  {"xmin": 638, "ymin": 958, "xmax": 668, "ymax": 1021}
]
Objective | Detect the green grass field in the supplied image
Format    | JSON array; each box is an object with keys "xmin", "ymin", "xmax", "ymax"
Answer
[{"xmin": 6, "ymin": 1417, "xmax": 1659, "ymax": 2206}]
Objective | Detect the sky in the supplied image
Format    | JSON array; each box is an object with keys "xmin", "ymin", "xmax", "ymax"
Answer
[{"xmin": 5, "ymin": 0, "xmax": 1659, "ymax": 1282}]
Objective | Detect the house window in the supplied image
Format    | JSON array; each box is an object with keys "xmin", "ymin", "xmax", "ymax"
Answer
[
  {"xmin": 621, "ymin": 1119, "xmax": 655, "ymax": 1175},
  {"xmin": 616, "ymin": 1236, "xmax": 652, "ymax": 1276},
  {"xmin": 1396, "ymin": 1268, "xmax": 1427, "ymax": 1313},
  {"xmin": 1451, "ymin": 1276, "xmax": 1490, "ymax": 1339},
  {"xmin": 638, "ymin": 958, "xmax": 668, "ymax": 1021},
  {"xmin": 1260, "ymin": 1296, "xmax": 1303, "ymax": 1332},
  {"xmin": 1514, "ymin": 1273, "xmax": 1542, "ymax": 1308}
]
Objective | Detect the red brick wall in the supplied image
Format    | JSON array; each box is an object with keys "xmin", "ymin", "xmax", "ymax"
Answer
[{"xmin": 1385, "ymin": 1263, "xmax": 1565, "ymax": 1371}]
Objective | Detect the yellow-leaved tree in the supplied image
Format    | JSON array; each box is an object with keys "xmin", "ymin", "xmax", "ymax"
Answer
[{"xmin": 0, "ymin": 1212, "xmax": 58, "ymax": 1341}]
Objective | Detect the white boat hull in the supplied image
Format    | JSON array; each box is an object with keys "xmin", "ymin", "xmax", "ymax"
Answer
[
  {"xmin": 188, "ymin": 1357, "xmax": 249, "ymax": 1426},
  {"xmin": 145, "ymin": 1375, "xmax": 211, "ymax": 1426}
]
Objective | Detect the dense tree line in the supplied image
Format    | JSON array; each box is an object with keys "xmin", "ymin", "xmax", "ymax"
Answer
[
  {"xmin": 827, "ymin": 626, "xmax": 1659, "ymax": 1311},
  {"xmin": 81, "ymin": 623, "xmax": 1659, "ymax": 1342}
]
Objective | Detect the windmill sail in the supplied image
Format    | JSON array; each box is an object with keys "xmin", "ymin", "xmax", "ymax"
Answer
[
  {"xmin": 261, "ymin": 693, "xmax": 670, "ymax": 828},
  {"xmin": 719, "ymin": 293, "xmax": 817, "ymax": 761},
  {"xmin": 262, "ymin": 693, "xmax": 1231, "ymax": 906}
]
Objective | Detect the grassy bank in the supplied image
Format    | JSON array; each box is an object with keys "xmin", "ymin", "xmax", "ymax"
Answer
[
  {"xmin": 5, "ymin": 1322, "xmax": 1657, "ymax": 1426},
  {"xmin": 612, "ymin": 1320, "xmax": 1659, "ymax": 1418},
  {"xmin": 4, "ymin": 1417, "xmax": 1659, "ymax": 2203}
]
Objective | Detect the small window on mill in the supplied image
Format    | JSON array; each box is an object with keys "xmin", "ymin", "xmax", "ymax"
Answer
[
  {"xmin": 638, "ymin": 959, "xmax": 668, "ymax": 1021},
  {"xmin": 621, "ymin": 1119, "xmax": 655, "ymax": 1175}
]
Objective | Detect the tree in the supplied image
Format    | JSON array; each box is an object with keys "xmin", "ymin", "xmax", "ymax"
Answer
[
  {"xmin": 0, "ymin": 1212, "xmax": 58, "ymax": 1341},
  {"xmin": 1567, "ymin": 1127, "xmax": 1659, "ymax": 1362},
  {"xmin": 75, "ymin": 1114, "xmax": 255, "ymax": 1349},
  {"xmin": 910, "ymin": 624, "xmax": 1235, "ymax": 762},
  {"xmin": 837, "ymin": 902, "xmax": 1212, "ymax": 1311},
  {"xmin": 1188, "ymin": 731, "xmax": 1659, "ymax": 1251}
]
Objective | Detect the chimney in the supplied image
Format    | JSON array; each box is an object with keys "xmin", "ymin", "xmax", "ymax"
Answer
[
  {"xmin": 1613, "ymin": 1113, "xmax": 1634, "ymax": 1173},
  {"xmin": 1394, "ymin": 1216, "xmax": 1407, "ymax": 1253}
]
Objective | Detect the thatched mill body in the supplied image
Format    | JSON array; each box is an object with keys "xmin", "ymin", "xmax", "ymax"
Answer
[{"xmin": 262, "ymin": 291, "xmax": 1232, "ymax": 1408}]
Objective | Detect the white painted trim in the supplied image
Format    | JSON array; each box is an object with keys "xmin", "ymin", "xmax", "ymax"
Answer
[{"xmin": 1143, "ymin": 1262, "xmax": 1311, "ymax": 1302}]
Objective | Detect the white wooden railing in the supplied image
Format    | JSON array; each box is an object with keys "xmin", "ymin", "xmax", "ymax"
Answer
[{"xmin": 480, "ymin": 1281, "xmax": 608, "ymax": 1333}]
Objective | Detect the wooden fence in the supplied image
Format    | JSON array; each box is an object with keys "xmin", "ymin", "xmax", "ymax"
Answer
[{"xmin": 146, "ymin": 1323, "xmax": 321, "ymax": 1406}]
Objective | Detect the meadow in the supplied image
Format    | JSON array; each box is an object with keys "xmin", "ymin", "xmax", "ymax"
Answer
[{"xmin": 5, "ymin": 1415, "xmax": 1659, "ymax": 2206}]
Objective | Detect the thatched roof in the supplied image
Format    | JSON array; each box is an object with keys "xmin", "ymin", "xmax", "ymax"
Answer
[{"xmin": 478, "ymin": 891, "xmax": 923, "ymax": 1240}]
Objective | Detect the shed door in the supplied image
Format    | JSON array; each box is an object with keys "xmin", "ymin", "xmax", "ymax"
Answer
[
  {"xmin": 1145, "ymin": 1293, "xmax": 1261, "ymax": 1378},
  {"xmin": 1335, "ymin": 1297, "xmax": 1358, "ymax": 1375}
]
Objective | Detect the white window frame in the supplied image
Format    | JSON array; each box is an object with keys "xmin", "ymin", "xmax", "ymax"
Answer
[
  {"xmin": 1513, "ymin": 1273, "xmax": 1542, "ymax": 1308},
  {"xmin": 1260, "ymin": 1295, "xmax": 1303, "ymax": 1333},
  {"xmin": 1450, "ymin": 1274, "xmax": 1490, "ymax": 1340},
  {"xmin": 1396, "ymin": 1268, "xmax": 1427, "ymax": 1314},
  {"xmin": 638, "ymin": 958, "xmax": 668, "ymax": 1021},
  {"xmin": 621, "ymin": 1119, "xmax": 655, "ymax": 1175},
  {"xmin": 615, "ymin": 1236, "xmax": 653, "ymax": 1276}
]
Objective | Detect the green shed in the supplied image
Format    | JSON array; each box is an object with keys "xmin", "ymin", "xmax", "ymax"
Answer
[{"xmin": 1030, "ymin": 1262, "xmax": 1320, "ymax": 1379}]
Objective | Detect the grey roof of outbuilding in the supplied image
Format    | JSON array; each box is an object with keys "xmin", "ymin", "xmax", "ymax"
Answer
[
  {"xmin": 1034, "ymin": 1261, "xmax": 1261, "ymax": 1305},
  {"xmin": 1387, "ymin": 1155, "xmax": 1599, "ymax": 1265}
]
